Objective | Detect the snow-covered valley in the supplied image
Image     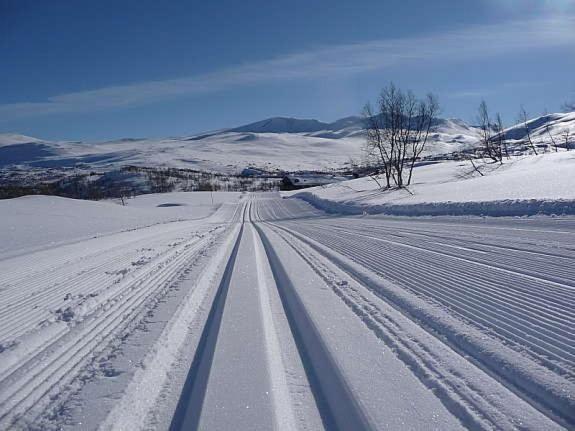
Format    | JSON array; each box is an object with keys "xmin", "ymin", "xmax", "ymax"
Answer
[{"xmin": 1, "ymin": 112, "xmax": 574, "ymax": 431}]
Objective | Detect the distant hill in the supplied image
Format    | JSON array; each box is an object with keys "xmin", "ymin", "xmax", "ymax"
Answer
[
  {"xmin": 228, "ymin": 116, "xmax": 364, "ymax": 134},
  {"xmin": 1, "ymin": 112, "xmax": 573, "ymax": 173}
]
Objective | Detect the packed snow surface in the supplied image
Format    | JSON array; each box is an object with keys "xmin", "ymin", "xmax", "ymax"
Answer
[{"xmin": 0, "ymin": 191, "xmax": 573, "ymax": 430}]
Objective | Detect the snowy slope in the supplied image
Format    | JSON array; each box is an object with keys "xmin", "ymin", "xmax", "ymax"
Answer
[
  {"xmin": 291, "ymin": 151, "xmax": 575, "ymax": 216},
  {"xmin": 502, "ymin": 112, "xmax": 575, "ymax": 150},
  {"xmin": 2, "ymin": 113, "xmax": 573, "ymax": 175},
  {"xmin": 0, "ymin": 133, "xmax": 44, "ymax": 147},
  {"xmin": 0, "ymin": 115, "xmax": 487, "ymax": 173},
  {"xmin": 0, "ymin": 192, "xmax": 240, "ymax": 259}
]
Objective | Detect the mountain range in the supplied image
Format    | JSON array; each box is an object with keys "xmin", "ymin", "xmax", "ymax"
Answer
[{"xmin": 1, "ymin": 112, "xmax": 573, "ymax": 173}]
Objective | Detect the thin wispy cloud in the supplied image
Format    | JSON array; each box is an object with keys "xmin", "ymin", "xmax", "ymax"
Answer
[
  {"xmin": 448, "ymin": 90, "xmax": 491, "ymax": 99},
  {"xmin": 1, "ymin": 14, "xmax": 574, "ymax": 120},
  {"xmin": 448, "ymin": 81, "xmax": 550, "ymax": 99}
]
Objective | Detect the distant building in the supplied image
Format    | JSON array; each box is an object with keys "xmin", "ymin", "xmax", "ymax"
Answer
[
  {"xmin": 240, "ymin": 167, "xmax": 265, "ymax": 177},
  {"xmin": 282, "ymin": 174, "xmax": 350, "ymax": 190}
]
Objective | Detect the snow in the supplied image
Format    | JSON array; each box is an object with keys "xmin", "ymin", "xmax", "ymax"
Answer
[
  {"xmin": 291, "ymin": 151, "xmax": 575, "ymax": 216},
  {"xmin": 230, "ymin": 116, "xmax": 335, "ymax": 133},
  {"xmin": 1, "ymin": 112, "xmax": 573, "ymax": 176},
  {"xmin": 257, "ymin": 223, "xmax": 466, "ymax": 430},
  {"xmin": 0, "ymin": 193, "xmax": 573, "ymax": 430},
  {"xmin": 503, "ymin": 111, "xmax": 575, "ymax": 143},
  {"xmin": 99, "ymin": 224, "xmax": 242, "ymax": 431},
  {"xmin": 0, "ymin": 133, "xmax": 44, "ymax": 147},
  {"xmin": 0, "ymin": 114, "xmax": 485, "ymax": 173},
  {"xmin": 0, "ymin": 192, "xmax": 240, "ymax": 259},
  {"xmin": 1, "ymin": 114, "xmax": 575, "ymax": 430}
]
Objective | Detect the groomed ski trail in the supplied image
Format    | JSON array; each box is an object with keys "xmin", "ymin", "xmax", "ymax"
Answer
[{"xmin": 1, "ymin": 193, "xmax": 573, "ymax": 430}]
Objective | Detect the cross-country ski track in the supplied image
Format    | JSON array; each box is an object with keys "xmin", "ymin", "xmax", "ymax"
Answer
[{"xmin": 0, "ymin": 192, "xmax": 573, "ymax": 430}]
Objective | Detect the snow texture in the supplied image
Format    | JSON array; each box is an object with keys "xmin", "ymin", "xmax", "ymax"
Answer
[{"xmin": 292, "ymin": 151, "xmax": 575, "ymax": 216}]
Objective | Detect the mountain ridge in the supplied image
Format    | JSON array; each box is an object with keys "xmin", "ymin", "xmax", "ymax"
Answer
[{"xmin": 1, "ymin": 112, "xmax": 573, "ymax": 173}]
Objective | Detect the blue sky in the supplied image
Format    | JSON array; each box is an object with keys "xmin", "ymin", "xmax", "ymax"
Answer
[{"xmin": 1, "ymin": 0, "xmax": 574, "ymax": 141}]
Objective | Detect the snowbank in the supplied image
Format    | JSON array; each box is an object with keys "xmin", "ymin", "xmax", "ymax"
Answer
[{"xmin": 290, "ymin": 152, "xmax": 575, "ymax": 217}]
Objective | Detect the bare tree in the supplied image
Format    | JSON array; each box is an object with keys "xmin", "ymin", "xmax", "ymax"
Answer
[
  {"xmin": 363, "ymin": 83, "xmax": 439, "ymax": 189},
  {"xmin": 518, "ymin": 106, "xmax": 538, "ymax": 155},
  {"xmin": 467, "ymin": 154, "xmax": 485, "ymax": 176},
  {"xmin": 363, "ymin": 103, "xmax": 393, "ymax": 188},
  {"xmin": 561, "ymin": 129, "xmax": 572, "ymax": 151},
  {"xmin": 495, "ymin": 112, "xmax": 509, "ymax": 160},
  {"xmin": 406, "ymin": 93, "xmax": 440, "ymax": 185},
  {"xmin": 545, "ymin": 124, "xmax": 558, "ymax": 152},
  {"xmin": 477, "ymin": 101, "xmax": 502, "ymax": 163}
]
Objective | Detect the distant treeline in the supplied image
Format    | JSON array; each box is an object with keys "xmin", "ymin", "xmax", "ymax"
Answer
[{"xmin": 0, "ymin": 165, "xmax": 284, "ymax": 200}]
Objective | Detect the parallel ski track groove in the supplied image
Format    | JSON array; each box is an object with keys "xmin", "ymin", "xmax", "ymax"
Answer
[
  {"xmin": 310, "ymin": 221, "xmax": 575, "ymax": 289},
  {"xmin": 253, "ymin": 221, "xmax": 374, "ymax": 431},
  {"xmin": 263, "ymin": 220, "xmax": 499, "ymax": 430},
  {"xmin": 169, "ymin": 203, "xmax": 247, "ymax": 431},
  {"xmin": 261, "ymin": 214, "xmax": 574, "ymax": 427},
  {"xmin": 299, "ymin": 223, "xmax": 575, "ymax": 325},
  {"xmin": 0, "ymin": 225, "xmax": 222, "ymax": 428},
  {"xmin": 0, "ymin": 225, "xmax": 220, "ymax": 344},
  {"xmin": 280, "ymin": 221, "xmax": 575, "ymax": 373}
]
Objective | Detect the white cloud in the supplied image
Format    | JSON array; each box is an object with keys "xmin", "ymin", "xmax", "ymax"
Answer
[{"xmin": 1, "ymin": 14, "xmax": 574, "ymax": 120}]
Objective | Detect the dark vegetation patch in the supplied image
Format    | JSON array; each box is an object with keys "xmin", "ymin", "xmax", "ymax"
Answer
[{"xmin": 157, "ymin": 203, "xmax": 186, "ymax": 207}]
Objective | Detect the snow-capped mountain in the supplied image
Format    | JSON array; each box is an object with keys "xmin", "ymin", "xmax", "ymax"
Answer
[
  {"xmin": 502, "ymin": 112, "xmax": 575, "ymax": 143},
  {"xmin": 1, "ymin": 112, "xmax": 573, "ymax": 173}
]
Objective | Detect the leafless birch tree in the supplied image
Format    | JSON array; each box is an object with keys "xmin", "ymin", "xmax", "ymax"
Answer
[
  {"xmin": 561, "ymin": 129, "xmax": 572, "ymax": 151},
  {"xmin": 495, "ymin": 113, "xmax": 509, "ymax": 159},
  {"xmin": 363, "ymin": 83, "xmax": 439, "ymax": 189},
  {"xmin": 518, "ymin": 106, "xmax": 538, "ymax": 155},
  {"xmin": 477, "ymin": 101, "xmax": 502, "ymax": 163},
  {"xmin": 545, "ymin": 124, "xmax": 558, "ymax": 152}
]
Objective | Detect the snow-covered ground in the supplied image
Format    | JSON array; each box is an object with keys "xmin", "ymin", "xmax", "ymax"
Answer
[
  {"xmin": 0, "ymin": 191, "xmax": 573, "ymax": 430},
  {"xmin": 0, "ymin": 192, "xmax": 240, "ymax": 259},
  {"xmin": 292, "ymin": 151, "xmax": 575, "ymax": 216}
]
